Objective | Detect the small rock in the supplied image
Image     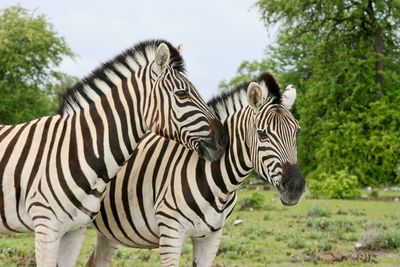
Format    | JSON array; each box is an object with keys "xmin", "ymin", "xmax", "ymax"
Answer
[
  {"xmin": 233, "ymin": 219, "xmax": 243, "ymax": 226},
  {"xmin": 355, "ymin": 242, "xmax": 362, "ymax": 249}
]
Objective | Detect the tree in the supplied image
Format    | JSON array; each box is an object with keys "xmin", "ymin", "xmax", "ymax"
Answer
[
  {"xmin": 0, "ymin": 5, "xmax": 75, "ymax": 124},
  {"xmin": 223, "ymin": 0, "xmax": 400, "ymax": 192}
]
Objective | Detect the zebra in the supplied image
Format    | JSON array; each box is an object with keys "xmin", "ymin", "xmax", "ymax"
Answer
[
  {"xmin": 0, "ymin": 39, "xmax": 227, "ymax": 267},
  {"xmin": 87, "ymin": 72, "xmax": 306, "ymax": 267}
]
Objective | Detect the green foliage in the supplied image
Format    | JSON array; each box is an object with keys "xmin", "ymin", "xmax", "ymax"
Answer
[
  {"xmin": 360, "ymin": 230, "xmax": 400, "ymax": 250},
  {"xmin": 238, "ymin": 191, "xmax": 265, "ymax": 210},
  {"xmin": 308, "ymin": 170, "xmax": 361, "ymax": 199},
  {"xmin": 1, "ymin": 189, "xmax": 400, "ymax": 266},
  {"xmin": 288, "ymin": 233, "xmax": 307, "ymax": 249},
  {"xmin": 218, "ymin": 60, "xmax": 271, "ymax": 90},
  {"xmin": 0, "ymin": 5, "xmax": 75, "ymax": 124},
  {"xmin": 222, "ymin": 0, "xmax": 400, "ymax": 194},
  {"xmin": 369, "ymin": 188, "xmax": 379, "ymax": 198},
  {"xmin": 306, "ymin": 205, "xmax": 331, "ymax": 218}
]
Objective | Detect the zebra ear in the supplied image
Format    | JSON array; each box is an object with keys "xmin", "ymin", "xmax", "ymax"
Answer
[
  {"xmin": 176, "ymin": 43, "xmax": 183, "ymax": 53},
  {"xmin": 282, "ymin": 84, "xmax": 296, "ymax": 110},
  {"xmin": 247, "ymin": 82, "xmax": 263, "ymax": 110},
  {"xmin": 155, "ymin": 43, "xmax": 171, "ymax": 73}
]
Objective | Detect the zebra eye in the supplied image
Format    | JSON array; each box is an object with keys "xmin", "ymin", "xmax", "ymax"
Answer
[
  {"xmin": 257, "ymin": 130, "xmax": 269, "ymax": 142},
  {"xmin": 175, "ymin": 90, "xmax": 190, "ymax": 100}
]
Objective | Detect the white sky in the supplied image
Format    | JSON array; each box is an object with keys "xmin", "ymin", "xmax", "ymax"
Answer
[{"xmin": 2, "ymin": 0, "xmax": 274, "ymax": 100}]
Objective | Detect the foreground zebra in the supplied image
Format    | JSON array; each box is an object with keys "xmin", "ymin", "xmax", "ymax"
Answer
[
  {"xmin": 88, "ymin": 72, "xmax": 306, "ymax": 267},
  {"xmin": 0, "ymin": 40, "xmax": 227, "ymax": 267}
]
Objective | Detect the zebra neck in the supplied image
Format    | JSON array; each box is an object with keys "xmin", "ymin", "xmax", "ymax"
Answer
[
  {"xmin": 219, "ymin": 108, "xmax": 253, "ymax": 193},
  {"xmin": 70, "ymin": 93, "xmax": 147, "ymax": 182}
]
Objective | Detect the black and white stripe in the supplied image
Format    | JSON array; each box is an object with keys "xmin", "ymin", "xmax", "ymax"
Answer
[
  {"xmin": 0, "ymin": 39, "xmax": 225, "ymax": 267},
  {"xmin": 88, "ymin": 72, "xmax": 305, "ymax": 267}
]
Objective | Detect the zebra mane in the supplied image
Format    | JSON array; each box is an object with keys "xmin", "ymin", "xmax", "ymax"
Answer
[
  {"xmin": 207, "ymin": 72, "xmax": 282, "ymax": 120},
  {"xmin": 57, "ymin": 39, "xmax": 185, "ymax": 115},
  {"xmin": 207, "ymin": 82, "xmax": 249, "ymax": 121}
]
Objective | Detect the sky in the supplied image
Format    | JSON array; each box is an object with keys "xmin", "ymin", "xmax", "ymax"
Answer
[{"xmin": 3, "ymin": 0, "xmax": 275, "ymax": 100}]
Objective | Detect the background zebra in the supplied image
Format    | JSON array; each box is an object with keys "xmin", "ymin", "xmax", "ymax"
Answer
[
  {"xmin": 0, "ymin": 39, "xmax": 227, "ymax": 267},
  {"xmin": 88, "ymin": 72, "xmax": 305, "ymax": 267}
]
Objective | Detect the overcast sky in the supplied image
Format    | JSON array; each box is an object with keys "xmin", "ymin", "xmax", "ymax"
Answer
[{"xmin": 3, "ymin": 0, "xmax": 275, "ymax": 100}]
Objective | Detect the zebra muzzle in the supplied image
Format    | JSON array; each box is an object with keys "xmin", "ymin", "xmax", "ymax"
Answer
[
  {"xmin": 197, "ymin": 119, "xmax": 227, "ymax": 161},
  {"xmin": 277, "ymin": 163, "xmax": 306, "ymax": 206}
]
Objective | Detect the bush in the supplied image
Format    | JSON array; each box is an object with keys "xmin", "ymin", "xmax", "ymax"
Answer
[
  {"xmin": 308, "ymin": 170, "xmax": 361, "ymax": 199},
  {"xmin": 305, "ymin": 218, "xmax": 332, "ymax": 231},
  {"xmin": 0, "ymin": 6, "xmax": 74, "ymax": 124},
  {"xmin": 317, "ymin": 240, "xmax": 333, "ymax": 251},
  {"xmin": 368, "ymin": 189, "xmax": 379, "ymax": 198},
  {"xmin": 360, "ymin": 230, "xmax": 400, "ymax": 250},
  {"xmin": 239, "ymin": 192, "xmax": 265, "ymax": 210},
  {"xmin": 306, "ymin": 205, "xmax": 331, "ymax": 218},
  {"xmin": 288, "ymin": 234, "xmax": 306, "ymax": 249},
  {"xmin": 302, "ymin": 97, "xmax": 400, "ymax": 188}
]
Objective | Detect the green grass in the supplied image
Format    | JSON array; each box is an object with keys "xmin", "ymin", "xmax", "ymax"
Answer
[{"xmin": 0, "ymin": 189, "xmax": 399, "ymax": 266}]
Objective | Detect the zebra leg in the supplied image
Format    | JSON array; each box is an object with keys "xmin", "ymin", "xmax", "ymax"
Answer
[
  {"xmin": 57, "ymin": 226, "xmax": 86, "ymax": 267},
  {"xmin": 34, "ymin": 229, "xmax": 61, "ymax": 267},
  {"xmin": 158, "ymin": 231, "xmax": 185, "ymax": 267},
  {"xmin": 85, "ymin": 232, "xmax": 119, "ymax": 267},
  {"xmin": 192, "ymin": 229, "xmax": 223, "ymax": 267}
]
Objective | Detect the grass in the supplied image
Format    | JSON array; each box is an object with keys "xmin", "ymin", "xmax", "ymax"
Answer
[{"xmin": 0, "ymin": 189, "xmax": 399, "ymax": 266}]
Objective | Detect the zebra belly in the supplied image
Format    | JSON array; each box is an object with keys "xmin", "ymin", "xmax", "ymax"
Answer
[
  {"xmin": 0, "ymin": 174, "xmax": 34, "ymax": 234},
  {"xmin": 95, "ymin": 211, "xmax": 161, "ymax": 249},
  {"xmin": 0, "ymin": 198, "xmax": 33, "ymax": 234},
  {"xmin": 94, "ymin": 183, "xmax": 161, "ymax": 249}
]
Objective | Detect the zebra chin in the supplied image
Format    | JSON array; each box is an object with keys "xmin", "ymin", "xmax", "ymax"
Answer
[
  {"xmin": 278, "ymin": 190, "xmax": 304, "ymax": 206},
  {"xmin": 277, "ymin": 163, "xmax": 306, "ymax": 206}
]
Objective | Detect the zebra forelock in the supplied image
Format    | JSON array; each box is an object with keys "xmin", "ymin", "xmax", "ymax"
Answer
[{"xmin": 57, "ymin": 40, "xmax": 185, "ymax": 116}]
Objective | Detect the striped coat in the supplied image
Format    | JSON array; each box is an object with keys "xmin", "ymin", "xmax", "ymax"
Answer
[
  {"xmin": 0, "ymin": 40, "xmax": 226, "ymax": 267},
  {"xmin": 89, "ymin": 72, "xmax": 305, "ymax": 267}
]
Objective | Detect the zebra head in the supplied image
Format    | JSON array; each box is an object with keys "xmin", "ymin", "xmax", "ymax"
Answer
[
  {"xmin": 147, "ymin": 41, "xmax": 227, "ymax": 161},
  {"xmin": 247, "ymin": 73, "xmax": 305, "ymax": 206}
]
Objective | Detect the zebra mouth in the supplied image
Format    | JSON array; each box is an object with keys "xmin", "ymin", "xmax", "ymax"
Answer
[
  {"xmin": 196, "ymin": 119, "xmax": 227, "ymax": 161},
  {"xmin": 279, "ymin": 197, "xmax": 298, "ymax": 206},
  {"xmin": 277, "ymin": 179, "xmax": 306, "ymax": 206},
  {"xmin": 197, "ymin": 138, "xmax": 226, "ymax": 161}
]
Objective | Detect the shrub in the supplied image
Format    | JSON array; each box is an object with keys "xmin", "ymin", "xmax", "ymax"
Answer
[
  {"xmin": 307, "ymin": 205, "xmax": 331, "ymax": 218},
  {"xmin": 217, "ymin": 240, "xmax": 248, "ymax": 259},
  {"xmin": 308, "ymin": 170, "xmax": 361, "ymax": 199},
  {"xmin": 288, "ymin": 234, "xmax": 306, "ymax": 249},
  {"xmin": 138, "ymin": 250, "xmax": 151, "ymax": 261},
  {"xmin": 360, "ymin": 230, "xmax": 400, "ymax": 250},
  {"xmin": 305, "ymin": 218, "xmax": 332, "ymax": 231},
  {"xmin": 368, "ymin": 189, "xmax": 379, "ymax": 198},
  {"xmin": 317, "ymin": 240, "xmax": 333, "ymax": 251},
  {"xmin": 239, "ymin": 191, "xmax": 265, "ymax": 210}
]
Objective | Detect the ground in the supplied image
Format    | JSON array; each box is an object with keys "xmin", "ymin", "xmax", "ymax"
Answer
[{"xmin": 0, "ymin": 188, "xmax": 399, "ymax": 266}]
